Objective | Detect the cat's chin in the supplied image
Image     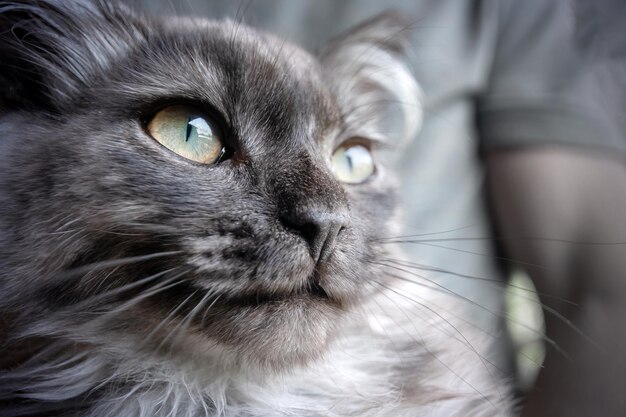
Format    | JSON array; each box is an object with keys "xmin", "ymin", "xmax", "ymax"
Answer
[{"xmin": 191, "ymin": 294, "xmax": 348, "ymax": 371}]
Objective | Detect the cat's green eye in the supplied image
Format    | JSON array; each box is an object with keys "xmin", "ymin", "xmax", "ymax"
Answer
[
  {"xmin": 147, "ymin": 105, "xmax": 224, "ymax": 165},
  {"xmin": 331, "ymin": 142, "xmax": 375, "ymax": 184}
]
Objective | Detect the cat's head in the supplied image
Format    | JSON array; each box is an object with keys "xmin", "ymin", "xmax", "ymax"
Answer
[{"xmin": 0, "ymin": 1, "xmax": 421, "ymax": 372}]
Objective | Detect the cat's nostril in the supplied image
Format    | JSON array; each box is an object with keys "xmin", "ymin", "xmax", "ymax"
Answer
[
  {"xmin": 297, "ymin": 222, "xmax": 320, "ymax": 250},
  {"xmin": 281, "ymin": 211, "xmax": 348, "ymax": 264}
]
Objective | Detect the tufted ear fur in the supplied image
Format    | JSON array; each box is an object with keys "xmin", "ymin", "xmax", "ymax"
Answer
[
  {"xmin": 0, "ymin": 0, "xmax": 146, "ymax": 111},
  {"xmin": 319, "ymin": 12, "xmax": 423, "ymax": 147}
]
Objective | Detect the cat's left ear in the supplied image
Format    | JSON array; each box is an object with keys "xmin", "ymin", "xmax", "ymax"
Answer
[
  {"xmin": 0, "ymin": 0, "xmax": 146, "ymax": 111},
  {"xmin": 319, "ymin": 12, "xmax": 423, "ymax": 147}
]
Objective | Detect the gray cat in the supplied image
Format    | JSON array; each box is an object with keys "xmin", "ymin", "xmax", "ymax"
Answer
[{"xmin": 0, "ymin": 1, "xmax": 512, "ymax": 416}]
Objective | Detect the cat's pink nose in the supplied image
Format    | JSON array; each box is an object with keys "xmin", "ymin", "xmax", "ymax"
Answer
[{"xmin": 281, "ymin": 210, "xmax": 348, "ymax": 264}]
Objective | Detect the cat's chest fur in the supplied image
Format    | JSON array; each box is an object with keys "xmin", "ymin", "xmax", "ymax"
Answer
[
  {"xmin": 12, "ymin": 284, "xmax": 506, "ymax": 417},
  {"xmin": 0, "ymin": 1, "xmax": 511, "ymax": 416}
]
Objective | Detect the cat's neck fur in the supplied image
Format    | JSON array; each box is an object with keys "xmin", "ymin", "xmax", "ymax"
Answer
[{"xmin": 4, "ymin": 285, "xmax": 509, "ymax": 417}]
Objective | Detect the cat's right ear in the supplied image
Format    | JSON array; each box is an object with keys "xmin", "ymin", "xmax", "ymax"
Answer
[
  {"xmin": 0, "ymin": 0, "xmax": 145, "ymax": 111},
  {"xmin": 318, "ymin": 12, "xmax": 423, "ymax": 148}
]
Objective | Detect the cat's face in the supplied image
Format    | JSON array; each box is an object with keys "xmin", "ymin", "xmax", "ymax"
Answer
[{"xmin": 0, "ymin": 2, "xmax": 419, "ymax": 372}]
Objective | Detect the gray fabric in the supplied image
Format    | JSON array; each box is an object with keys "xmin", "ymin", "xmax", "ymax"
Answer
[{"xmin": 135, "ymin": 0, "xmax": 620, "ymax": 362}]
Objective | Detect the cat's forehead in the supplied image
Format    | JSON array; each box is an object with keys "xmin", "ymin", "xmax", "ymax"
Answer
[
  {"xmin": 164, "ymin": 17, "xmax": 319, "ymax": 75},
  {"xmin": 105, "ymin": 17, "xmax": 340, "ymax": 147},
  {"xmin": 1, "ymin": 2, "xmax": 419, "ymax": 150}
]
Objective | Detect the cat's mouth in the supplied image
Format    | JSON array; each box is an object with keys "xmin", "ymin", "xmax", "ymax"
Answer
[
  {"xmin": 310, "ymin": 280, "xmax": 330, "ymax": 299},
  {"xmin": 220, "ymin": 280, "xmax": 334, "ymax": 308}
]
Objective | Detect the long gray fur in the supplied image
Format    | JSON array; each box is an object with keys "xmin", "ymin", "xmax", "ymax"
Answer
[{"xmin": 0, "ymin": 1, "xmax": 512, "ymax": 416}]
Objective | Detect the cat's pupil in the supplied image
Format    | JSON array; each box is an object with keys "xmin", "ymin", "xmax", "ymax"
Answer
[
  {"xmin": 185, "ymin": 119, "xmax": 193, "ymax": 142},
  {"xmin": 186, "ymin": 117, "xmax": 211, "ymax": 144},
  {"xmin": 346, "ymin": 154, "xmax": 354, "ymax": 171}
]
